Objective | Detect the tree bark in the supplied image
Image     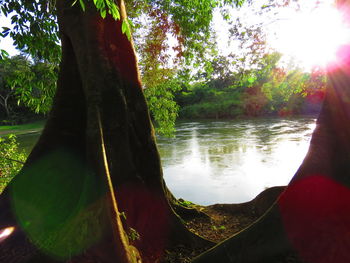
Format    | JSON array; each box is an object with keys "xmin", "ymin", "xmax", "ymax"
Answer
[
  {"xmin": 0, "ymin": 92, "xmax": 12, "ymax": 118},
  {"xmin": 192, "ymin": 46, "xmax": 350, "ymax": 263},
  {"xmin": 0, "ymin": 1, "xmax": 210, "ymax": 262}
]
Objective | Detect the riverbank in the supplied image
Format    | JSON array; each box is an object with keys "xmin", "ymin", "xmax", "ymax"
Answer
[
  {"xmin": 175, "ymin": 112, "xmax": 319, "ymax": 122},
  {"xmin": 0, "ymin": 121, "xmax": 44, "ymax": 136}
]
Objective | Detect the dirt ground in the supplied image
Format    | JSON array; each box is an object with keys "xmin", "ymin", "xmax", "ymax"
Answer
[{"xmin": 164, "ymin": 186, "xmax": 305, "ymax": 263}]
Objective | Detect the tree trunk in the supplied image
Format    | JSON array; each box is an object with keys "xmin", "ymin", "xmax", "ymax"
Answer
[
  {"xmin": 192, "ymin": 46, "xmax": 350, "ymax": 263},
  {"xmin": 0, "ymin": 93, "xmax": 12, "ymax": 119},
  {"xmin": 0, "ymin": 1, "xmax": 210, "ymax": 262}
]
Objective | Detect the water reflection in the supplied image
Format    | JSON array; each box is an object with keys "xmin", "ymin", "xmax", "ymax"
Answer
[{"xmin": 157, "ymin": 117, "xmax": 317, "ymax": 205}]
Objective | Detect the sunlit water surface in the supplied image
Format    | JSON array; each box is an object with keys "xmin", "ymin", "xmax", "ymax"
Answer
[
  {"xmin": 157, "ymin": 117, "xmax": 316, "ymax": 205},
  {"xmin": 14, "ymin": 117, "xmax": 317, "ymax": 205}
]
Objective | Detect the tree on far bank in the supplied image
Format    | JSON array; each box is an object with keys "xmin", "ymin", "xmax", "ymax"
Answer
[
  {"xmin": 176, "ymin": 51, "xmax": 327, "ymax": 119},
  {"xmin": 0, "ymin": 55, "xmax": 57, "ymax": 123},
  {"xmin": 0, "ymin": 55, "xmax": 31, "ymax": 120}
]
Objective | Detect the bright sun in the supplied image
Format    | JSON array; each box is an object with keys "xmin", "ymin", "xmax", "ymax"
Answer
[{"xmin": 269, "ymin": 1, "xmax": 350, "ymax": 70}]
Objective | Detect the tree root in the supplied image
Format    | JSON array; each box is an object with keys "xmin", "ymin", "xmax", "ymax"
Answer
[{"xmin": 192, "ymin": 203, "xmax": 293, "ymax": 263}]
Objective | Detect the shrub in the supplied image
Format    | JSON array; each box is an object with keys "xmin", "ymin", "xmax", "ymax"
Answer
[{"xmin": 0, "ymin": 134, "xmax": 27, "ymax": 192}]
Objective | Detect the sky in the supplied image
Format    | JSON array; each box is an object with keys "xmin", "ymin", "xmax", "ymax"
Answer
[
  {"xmin": 266, "ymin": 0, "xmax": 350, "ymax": 70},
  {"xmin": 1, "ymin": 0, "xmax": 350, "ymax": 71},
  {"xmin": 212, "ymin": 0, "xmax": 350, "ymax": 71},
  {"xmin": 0, "ymin": 15, "xmax": 17, "ymax": 56}
]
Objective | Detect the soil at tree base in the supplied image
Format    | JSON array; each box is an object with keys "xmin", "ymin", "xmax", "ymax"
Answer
[{"xmin": 164, "ymin": 186, "xmax": 306, "ymax": 263}]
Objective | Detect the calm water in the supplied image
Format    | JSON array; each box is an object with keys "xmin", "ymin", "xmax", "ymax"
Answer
[
  {"xmin": 14, "ymin": 117, "xmax": 316, "ymax": 205},
  {"xmin": 157, "ymin": 117, "xmax": 316, "ymax": 205}
]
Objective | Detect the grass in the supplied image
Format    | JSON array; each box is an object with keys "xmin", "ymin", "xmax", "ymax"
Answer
[{"xmin": 0, "ymin": 121, "xmax": 45, "ymax": 136}]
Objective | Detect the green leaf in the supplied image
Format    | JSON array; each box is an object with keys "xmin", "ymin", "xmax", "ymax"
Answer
[
  {"xmin": 110, "ymin": 5, "xmax": 120, "ymax": 20},
  {"xmin": 71, "ymin": 0, "xmax": 78, "ymax": 7},
  {"xmin": 79, "ymin": 0, "xmax": 86, "ymax": 11},
  {"xmin": 122, "ymin": 20, "xmax": 127, "ymax": 34},
  {"xmin": 101, "ymin": 9, "xmax": 106, "ymax": 19},
  {"xmin": 247, "ymin": 76, "xmax": 255, "ymax": 84},
  {"xmin": 126, "ymin": 29, "xmax": 131, "ymax": 41},
  {"xmin": 95, "ymin": 0, "xmax": 103, "ymax": 9},
  {"xmin": 2, "ymin": 27, "xmax": 10, "ymax": 33},
  {"xmin": 1, "ymin": 49, "xmax": 9, "ymax": 59},
  {"xmin": 122, "ymin": 20, "xmax": 132, "ymax": 41},
  {"xmin": 127, "ymin": 17, "xmax": 134, "ymax": 29}
]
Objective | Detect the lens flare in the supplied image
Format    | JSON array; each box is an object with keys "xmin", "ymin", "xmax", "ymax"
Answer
[
  {"xmin": 269, "ymin": 1, "xmax": 350, "ymax": 71},
  {"xmin": 279, "ymin": 175, "xmax": 350, "ymax": 263},
  {"xmin": 0, "ymin": 226, "xmax": 15, "ymax": 242}
]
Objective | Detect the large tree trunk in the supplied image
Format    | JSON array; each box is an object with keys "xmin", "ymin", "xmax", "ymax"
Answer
[
  {"xmin": 0, "ymin": 1, "xmax": 210, "ymax": 262},
  {"xmin": 192, "ymin": 46, "xmax": 350, "ymax": 262}
]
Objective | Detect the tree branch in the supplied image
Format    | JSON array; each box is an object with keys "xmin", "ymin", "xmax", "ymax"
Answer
[{"xmin": 0, "ymin": 155, "xmax": 25, "ymax": 165}]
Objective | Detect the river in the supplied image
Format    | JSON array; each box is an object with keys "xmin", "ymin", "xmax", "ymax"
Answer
[
  {"xmin": 15, "ymin": 116, "xmax": 317, "ymax": 205},
  {"xmin": 157, "ymin": 117, "xmax": 316, "ymax": 205}
]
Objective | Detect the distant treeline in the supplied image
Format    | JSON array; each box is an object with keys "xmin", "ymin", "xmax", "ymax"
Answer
[
  {"xmin": 174, "ymin": 53, "xmax": 326, "ymax": 119},
  {"xmin": 1, "ymin": 53, "xmax": 326, "ymax": 131}
]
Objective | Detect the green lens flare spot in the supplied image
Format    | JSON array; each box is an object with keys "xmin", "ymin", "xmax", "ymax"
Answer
[{"xmin": 10, "ymin": 148, "xmax": 107, "ymax": 260}]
